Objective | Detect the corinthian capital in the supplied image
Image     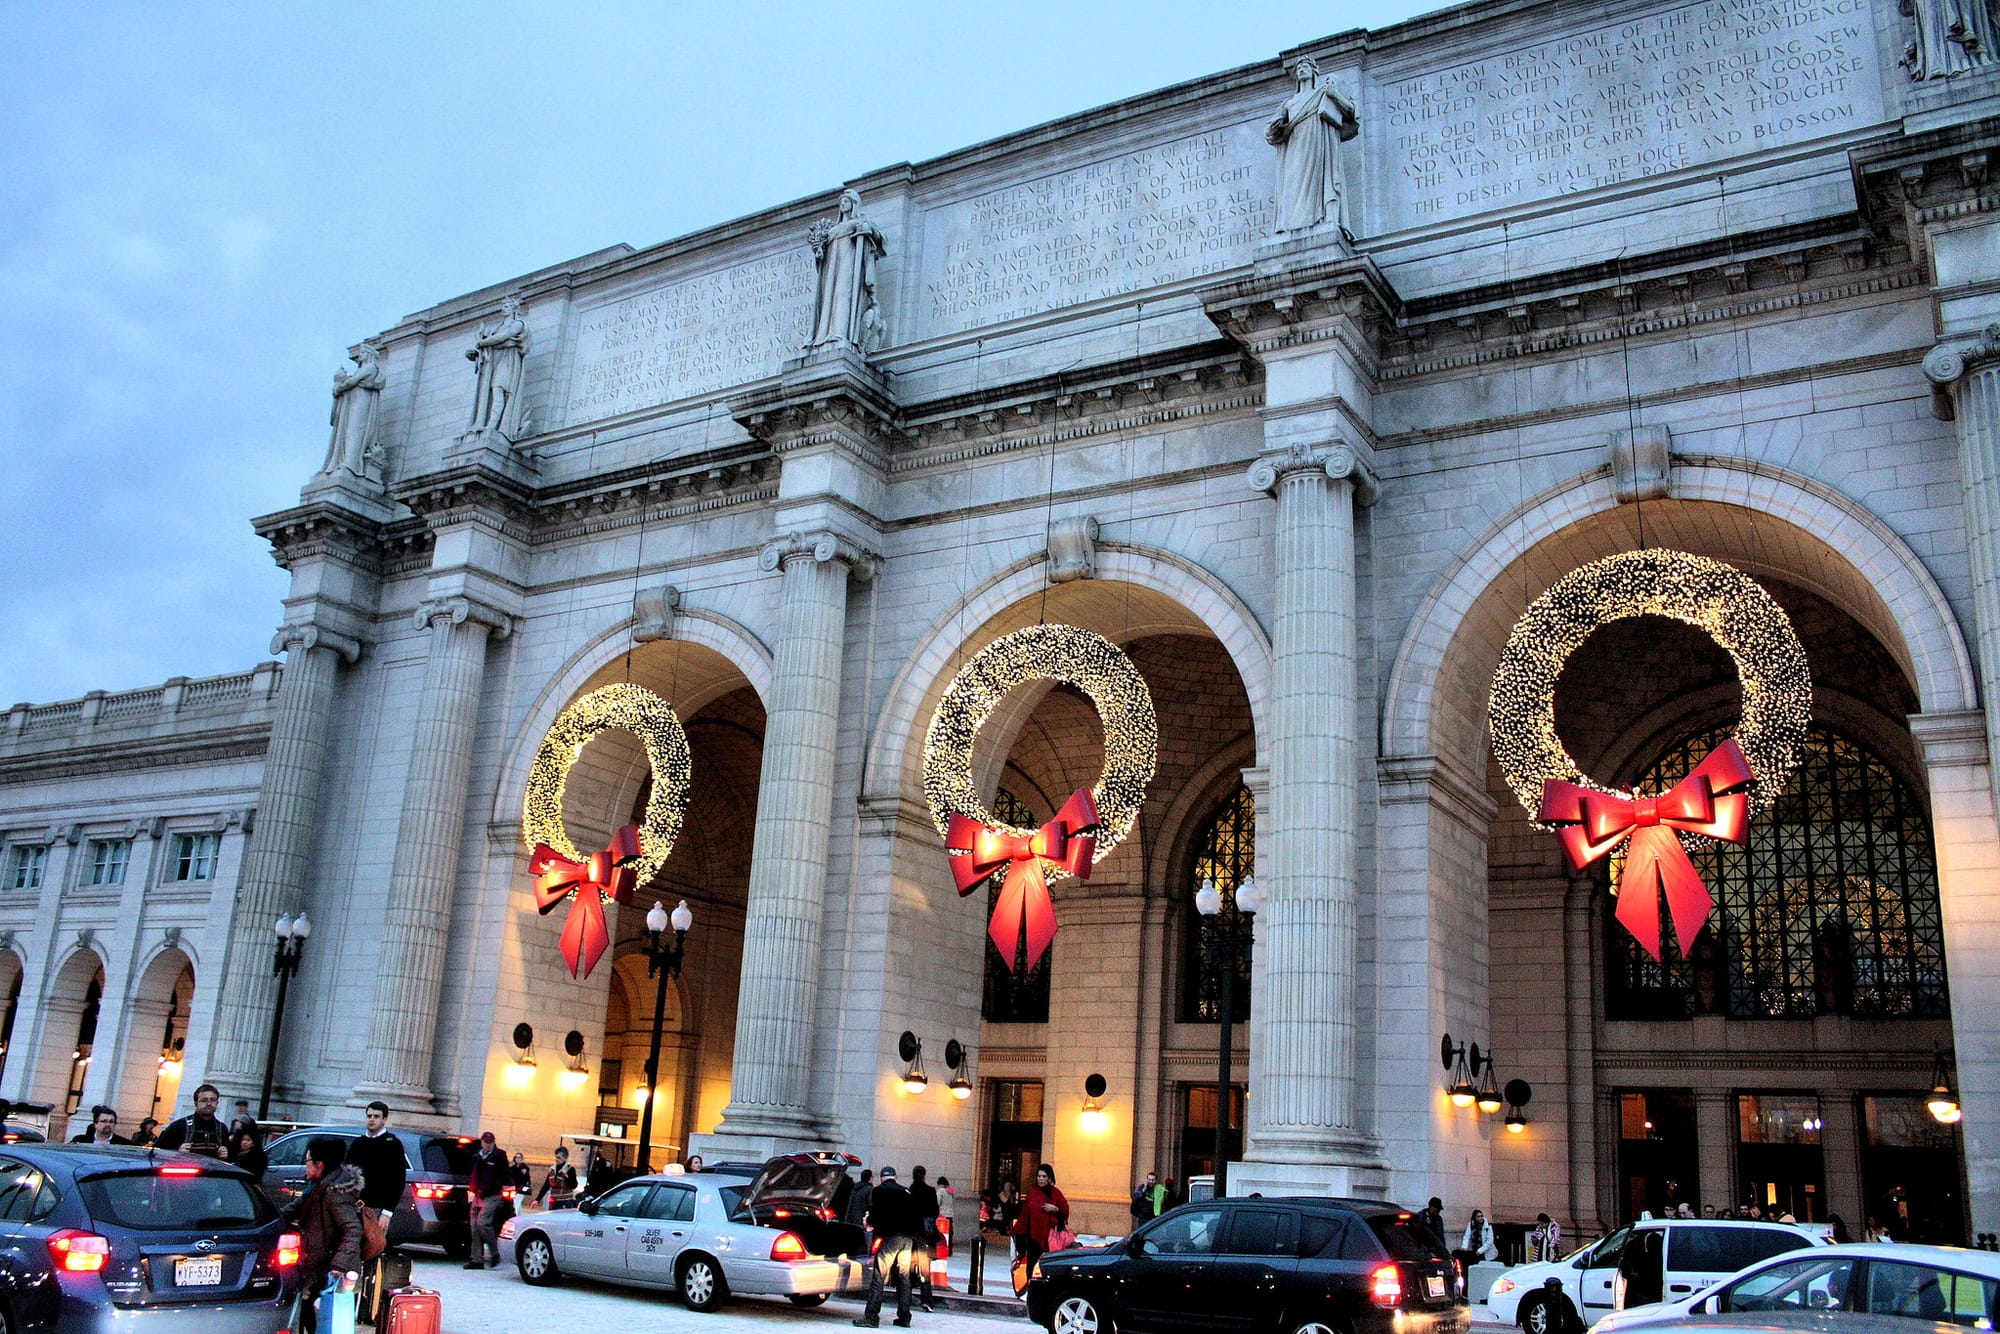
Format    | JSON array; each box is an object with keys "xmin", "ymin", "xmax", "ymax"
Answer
[
  {"xmin": 412, "ymin": 596, "xmax": 513, "ymax": 639},
  {"xmin": 1924, "ymin": 324, "xmax": 2000, "ymax": 421},
  {"xmin": 269, "ymin": 621, "xmax": 364, "ymax": 664},
  {"xmin": 1246, "ymin": 441, "xmax": 1379, "ymax": 505},
  {"xmin": 758, "ymin": 530, "xmax": 881, "ymax": 581}
]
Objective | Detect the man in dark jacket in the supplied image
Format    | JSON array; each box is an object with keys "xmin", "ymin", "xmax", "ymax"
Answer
[
  {"xmin": 292, "ymin": 1136, "xmax": 364, "ymax": 1333},
  {"xmin": 466, "ymin": 1131, "xmax": 510, "ymax": 1269},
  {"xmin": 844, "ymin": 1168, "xmax": 874, "ymax": 1232},
  {"xmin": 155, "ymin": 1083, "xmax": 230, "ymax": 1158},
  {"xmin": 906, "ymin": 1165, "xmax": 941, "ymax": 1314},
  {"xmin": 855, "ymin": 1165, "xmax": 921, "ymax": 1328},
  {"xmin": 68, "ymin": 1105, "xmax": 128, "ymax": 1145},
  {"xmin": 1131, "ymin": 1171, "xmax": 1167, "ymax": 1221},
  {"xmin": 343, "ymin": 1101, "xmax": 409, "ymax": 1229}
]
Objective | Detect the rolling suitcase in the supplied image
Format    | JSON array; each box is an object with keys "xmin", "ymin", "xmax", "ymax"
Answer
[
  {"xmin": 382, "ymin": 1286, "xmax": 442, "ymax": 1334},
  {"xmin": 358, "ymin": 1252, "xmax": 414, "ymax": 1325}
]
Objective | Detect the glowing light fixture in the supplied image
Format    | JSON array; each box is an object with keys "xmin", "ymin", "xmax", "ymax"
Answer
[
  {"xmin": 1928, "ymin": 1046, "xmax": 1962, "ymax": 1125},
  {"xmin": 945, "ymin": 1039, "xmax": 972, "ymax": 1100},
  {"xmin": 1503, "ymin": 1079, "xmax": 1533, "ymax": 1134},
  {"xmin": 560, "ymin": 1029, "xmax": 590, "ymax": 1091},
  {"xmin": 898, "ymin": 1031, "xmax": 928, "ymax": 1094},
  {"xmin": 1080, "ymin": 1073, "xmax": 1109, "ymax": 1134}
]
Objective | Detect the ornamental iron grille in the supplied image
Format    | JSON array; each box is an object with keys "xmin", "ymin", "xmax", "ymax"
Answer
[
  {"xmin": 1606, "ymin": 723, "xmax": 1949, "ymax": 1020},
  {"xmin": 982, "ymin": 788, "xmax": 1052, "ymax": 1022},
  {"xmin": 1180, "ymin": 782, "xmax": 1255, "ymax": 1023}
]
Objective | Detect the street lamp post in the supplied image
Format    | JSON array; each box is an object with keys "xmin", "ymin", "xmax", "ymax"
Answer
[
  {"xmin": 634, "ymin": 899, "xmax": 694, "ymax": 1174},
  {"xmin": 1194, "ymin": 876, "xmax": 1258, "ymax": 1197},
  {"xmin": 259, "ymin": 912, "xmax": 310, "ymax": 1120}
]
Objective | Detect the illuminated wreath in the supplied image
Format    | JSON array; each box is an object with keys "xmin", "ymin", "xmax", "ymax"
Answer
[
  {"xmin": 924, "ymin": 623, "xmax": 1157, "ymax": 859},
  {"xmin": 522, "ymin": 682, "xmax": 691, "ymax": 887},
  {"xmin": 1489, "ymin": 550, "xmax": 1811, "ymax": 960}
]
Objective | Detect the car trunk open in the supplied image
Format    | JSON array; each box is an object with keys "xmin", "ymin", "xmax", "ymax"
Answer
[{"xmin": 731, "ymin": 1152, "xmax": 867, "ymax": 1258}]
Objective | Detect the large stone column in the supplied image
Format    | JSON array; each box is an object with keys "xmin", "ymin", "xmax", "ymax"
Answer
[
  {"xmin": 354, "ymin": 596, "xmax": 509, "ymax": 1112},
  {"xmin": 708, "ymin": 532, "xmax": 874, "ymax": 1148},
  {"xmin": 1927, "ymin": 330, "xmax": 2000, "ymax": 818},
  {"xmin": 206, "ymin": 621, "xmax": 360, "ymax": 1093},
  {"xmin": 1237, "ymin": 442, "xmax": 1379, "ymax": 1183}
]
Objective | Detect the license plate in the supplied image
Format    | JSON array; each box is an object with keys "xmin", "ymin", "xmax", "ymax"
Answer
[
  {"xmin": 175, "ymin": 1255, "xmax": 224, "ymax": 1286},
  {"xmin": 1426, "ymin": 1275, "xmax": 1447, "ymax": 1299}
]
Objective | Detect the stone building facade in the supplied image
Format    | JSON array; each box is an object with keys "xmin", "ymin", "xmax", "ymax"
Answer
[{"xmin": 5, "ymin": 0, "xmax": 1999, "ymax": 1241}]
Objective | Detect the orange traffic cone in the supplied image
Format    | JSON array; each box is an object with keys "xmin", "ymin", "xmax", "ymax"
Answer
[{"xmin": 931, "ymin": 1217, "xmax": 952, "ymax": 1290}]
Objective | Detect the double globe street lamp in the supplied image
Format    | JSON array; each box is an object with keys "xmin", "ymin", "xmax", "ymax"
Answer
[
  {"xmin": 259, "ymin": 912, "xmax": 310, "ymax": 1119},
  {"xmin": 634, "ymin": 899, "xmax": 694, "ymax": 1174},
  {"xmin": 1194, "ymin": 875, "xmax": 1258, "ymax": 1197}
]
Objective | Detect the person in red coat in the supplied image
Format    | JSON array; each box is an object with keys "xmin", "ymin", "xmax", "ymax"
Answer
[{"xmin": 1010, "ymin": 1163, "xmax": 1070, "ymax": 1264}]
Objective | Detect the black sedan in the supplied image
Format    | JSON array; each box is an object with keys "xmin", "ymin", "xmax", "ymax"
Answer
[
  {"xmin": 1026, "ymin": 1196, "xmax": 1470, "ymax": 1334},
  {"xmin": 0, "ymin": 1143, "xmax": 297, "ymax": 1332}
]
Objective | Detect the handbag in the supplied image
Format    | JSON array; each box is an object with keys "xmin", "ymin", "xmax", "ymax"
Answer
[
  {"xmin": 1011, "ymin": 1256, "xmax": 1031, "ymax": 1296},
  {"xmin": 1047, "ymin": 1225, "xmax": 1077, "ymax": 1252},
  {"xmin": 359, "ymin": 1207, "xmax": 388, "ymax": 1262}
]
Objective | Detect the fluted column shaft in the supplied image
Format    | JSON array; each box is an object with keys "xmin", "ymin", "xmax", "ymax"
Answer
[
  {"xmin": 1940, "ymin": 357, "xmax": 2000, "ymax": 802},
  {"xmin": 208, "ymin": 625, "xmax": 356, "ymax": 1089},
  {"xmin": 1248, "ymin": 445, "xmax": 1374, "ymax": 1157},
  {"xmin": 356, "ymin": 599, "xmax": 504, "ymax": 1109},
  {"xmin": 716, "ymin": 535, "xmax": 869, "ymax": 1140}
]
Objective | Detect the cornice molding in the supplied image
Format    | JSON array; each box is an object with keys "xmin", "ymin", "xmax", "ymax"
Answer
[
  {"xmin": 1203, "ymin": 254, "xmax": 1401, "ymax": 368},
  {"xmin": 390, "ymin": 465, "xmax": 539, "ymax": 540},
  {"xmin": 251, "ymin": 501, "xmax": 388, "ymax": 574}
]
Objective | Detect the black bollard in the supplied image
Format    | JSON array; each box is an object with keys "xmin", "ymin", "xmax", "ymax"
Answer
[{"xmin": 968, "ymin": 1233, "xmax": 985, "ymax": 1295}]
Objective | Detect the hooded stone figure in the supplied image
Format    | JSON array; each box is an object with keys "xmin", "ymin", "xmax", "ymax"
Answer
[
  {"xmin": 806, "ymin": 189, "xmax": 886, "ymax": 351},
  {"xmin": 1267, "ymin": 56, "xmax": 1360, "ymax": 235}
]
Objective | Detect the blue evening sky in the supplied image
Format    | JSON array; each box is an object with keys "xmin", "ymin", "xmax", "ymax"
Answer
[{"xmin": 0, "ymin": 2, "xmax": 1438, "ymax": 706}]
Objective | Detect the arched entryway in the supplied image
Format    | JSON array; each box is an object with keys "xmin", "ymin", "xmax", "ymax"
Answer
[
  {"xmin": 114, "ymin": 947, "xmax": 195, "ymax": 1129},
  {"xmin": 30, "ymin": 948, "xmax": 105, "ymax": 1122}
]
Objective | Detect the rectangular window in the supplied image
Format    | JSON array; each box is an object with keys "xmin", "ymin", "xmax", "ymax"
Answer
[
  {"xmin": 172, "ymin": 833, "xmax": 219, "ymax": 882},
  {"xmin": 6, "ymin": 847, "xmax": 45, "ymax": 892},
  {"xmin": 87, "ymin": 840, "xmax": 129, "ymax": 887}
]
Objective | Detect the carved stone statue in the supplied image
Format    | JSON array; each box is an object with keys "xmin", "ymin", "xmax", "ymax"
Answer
[
  {"xmin": 320, "ymin": 341, "xmax": 385, "ymax": 480},
  {"xmin": 465, "ymin": 295, "xmax": 529, "ymax": 438},
  {"xmin": 1267, "ymin": 56, "xmax": 1360, "ymax": 236},
  {"xmin": 806, "ymin": 190, "xmax": 887, "ymax": 352},
  {"xmin": 1902, "ymin": 0, "xmax": 2000, "ymax": 78}
]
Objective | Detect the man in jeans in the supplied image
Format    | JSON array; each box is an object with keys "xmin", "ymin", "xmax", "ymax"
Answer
[
  {"xmin": 854, "ymin": 1165, "xmax": 920, "ymax": 1328},
  {"xmin": 466, "ymin": 1131, "xmax": 510, "ymax": 1269}
]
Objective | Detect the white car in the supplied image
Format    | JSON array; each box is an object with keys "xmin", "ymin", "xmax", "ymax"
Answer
[
  {"xmin": 1488, "ymin": 1220, "xmax": 1830, "ymax": 1333},
  {"xmin": 498, "ymin": 1151, "xmax": 871, "ymax": 1313},
  {"xmin": 1594, "ymin": 1242, "xmax": 2000, "ymax": 1334}
]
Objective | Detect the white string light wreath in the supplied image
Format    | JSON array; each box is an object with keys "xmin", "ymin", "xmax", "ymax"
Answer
[{"xmin": 523, "ymin": 681, "xmax": 691, "ymax": 887}]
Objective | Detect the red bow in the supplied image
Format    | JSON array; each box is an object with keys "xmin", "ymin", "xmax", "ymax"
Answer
[
  {"xmin": 1538, "ymin": 740, "xmax": 1754, "ymax": 961},
  {"xmin": 529, "ymin": 824, "xmax": 642, "ymax": 980},
  {"xmin": 946, "ymin": 790, "xmax": 1100, "ymax": 972}
]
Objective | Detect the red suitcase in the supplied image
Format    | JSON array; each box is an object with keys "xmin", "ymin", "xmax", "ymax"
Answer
[{"xmin": 381, "ymin": 1287, "xmax": 441, "ymax": 1334}]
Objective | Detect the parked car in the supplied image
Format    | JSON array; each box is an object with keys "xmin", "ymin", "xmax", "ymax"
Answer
[
  {"xmin": 1487, "ymin": 1220, "xmax": 1830, "ymax": 1334},
  {"xmin": 1593, "ymin": 1242, "xmax": 2000, "ymax": 1334},
  {"xmin": 1024, "ymin": 1195, "xmax": 1470, "ymax": 1334},
  {"xmin": 498, "ymin": 1151, "xmax": 867, "ymax": 1312},
  {"xmin": 0, "ymin": 1142, "xmax": 298, "ymax": 1332},
  {"xmin": 1594, "ymin": 1312, "xmax": 1962, "ymax": 1334},
  {"xmin": 260, "ymin": 1125, "xmax": 478, "ymax": 1255}
]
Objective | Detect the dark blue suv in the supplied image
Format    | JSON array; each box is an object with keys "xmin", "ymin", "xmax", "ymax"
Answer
[{"xmin": 0, "ymin": 1144, "xmax": 297, "ymax": 1332}]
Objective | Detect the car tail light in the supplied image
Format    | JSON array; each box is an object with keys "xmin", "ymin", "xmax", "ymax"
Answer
[
  {"xmin": 275, "ymin": 1232, "xmax": 301, "ymax": 1268},
  {"xmin": 770, "ymin": 1232, "xmax": 808, "ymax": 1262},
  {"xmin": 160, "ymin": 1164, "xmax": 203, "ymax": 1177},
  {"xmin": 1370, "ymin": 1263, "xmax": 1403, "ymax": 1306},
  {"xmin": 49, "ymin": 1229, "xmax": 110, "ymax": 1273},
  {"xmin": 415, "ymin": 1184, "xmax": 448, "ymax": 1199},
  {"xmin": 502, "ymin": 1187, "xmax": 517, "ymax": 1200}
]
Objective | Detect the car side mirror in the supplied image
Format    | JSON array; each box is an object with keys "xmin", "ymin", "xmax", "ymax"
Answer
[
  {"xmin": 578, "ymin": 1199, "xmax": 599, "ymax": 1216},
  {"xmin": 1126, "ymin": 1236, "xmax": 1147, "ymax": 1257}
]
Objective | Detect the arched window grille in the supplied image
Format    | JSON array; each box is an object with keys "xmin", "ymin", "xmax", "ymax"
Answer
[
  {"xmin": 1180, "ymin": 782, "xmax": 1255, "ymax": 1023},
  {"xmin": 1606, "ymin": 723, "xmax": 1949, "ymax": 1021},
  {"xmin": 982, "ymin": 788, "xmax": 1051, "ymax": 1023}
]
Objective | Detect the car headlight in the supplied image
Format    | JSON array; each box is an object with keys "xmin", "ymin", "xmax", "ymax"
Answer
[{"xmin": 1491, "ymin": 1277, "xmax": 1515, "ymax": 1296}]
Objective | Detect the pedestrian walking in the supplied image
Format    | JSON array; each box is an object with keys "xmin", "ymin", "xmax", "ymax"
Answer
[
  {"xmin": 854, "ymin": 1165, "xmax": 920, "ymax": 1328},
  {"xmin": 289, "ymin": 1136, "xmax": 364, "ymax": 1334},
  {"xmin": 230, "ymin": 1098, "xmax": 259, "ymax": 1140},
  {"xmin": 155, "ymin": 1083, "xmax": 231, "ymax": 1158},
  {"xmin": 68, "ymin": 1105, "xmax": 127, "ymax": 1145},
  {"xmin": 1011, "ymin": 1163, "xmax": 1070, "ymax": 1266},
  {"xmin": 998, "ymin": 1178, "xmax": 1022, "ymax": 1233},
  {"xmin": 510, "ymin": 1152, "xmax": 532, "ymax": 1193},
  {"xmin": 908, "ymin": 1164, "xmax": 940, "ymax": 1313},
  {"xmin": 344, "ymin": 1101, "xmax": 409, "ymax": 1229},
  {"xmin": 1131, "ymin": 1170, "xmax": 1168, "ymax": 1222},
  {"xmin": 533, "ymin": 1146, "xmax": 578, "ymax": 1211},
  {"xmin": 1530, "ymin": 1212, "xmax": 1563, "ymax": 1262},
  {"xmin": 232, "ymin": 1128, "xmax": 269, "ymax": 1180},
  {"xmin": 465, "ymin": 1130, "xmax": 510, "ymax": 1269},
  {"xmin": 130, "ymin": 1117, "xmax": 159, "ymax": 1147}
]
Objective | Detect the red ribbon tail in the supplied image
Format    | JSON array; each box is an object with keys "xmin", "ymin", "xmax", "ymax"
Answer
[
  {"xmin": 1654, "ymin": 832, "xmax": 1716, "ymax": 958},
  {"xmin": 990, "ymin": 861, "xmax": 1058, "ymax": 973},
  {"xmin": 559, "ymin": 887, "xmax": 610, "ymax": 980},
  {"xmin": 1614, "ymin": 844, "xmax": 1666, "ymax": 962},
  {"xmin": 1616, "ymin": 826, "xmax": 1714, "ymax": 961}
]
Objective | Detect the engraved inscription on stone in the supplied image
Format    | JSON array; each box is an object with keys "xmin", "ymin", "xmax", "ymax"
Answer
[
  {"xmin": 566, "ymin": 250, "xmax": 814, "ymax": 424},
  {"xmin": 920, "ymin": 123, "xmax": 1275, "ymax": 336},
  {"xmin": 1376, "ymin": 0, "xmax": 1880, "ymax": 230}
]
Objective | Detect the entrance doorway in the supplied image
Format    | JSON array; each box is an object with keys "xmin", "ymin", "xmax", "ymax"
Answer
[
  {"xmin": 1616, "ymin": 1089, "xmax": 1699, "ymax": 1221},
  {"xmin": 1860, "ymin": 1094, "xmax": 1965, "ymax": 1243},
  {"xmin": 1736, "ymin": 1094, "xmax": 1825, "ymax": 1221},
  {"xmin": 1179, "ymin": 1083, "xmax": 1244, "ymax": 1190},
  {"xmin": 986, "ymin": 1080, "xmax": 1043, "ymax": 1198}
]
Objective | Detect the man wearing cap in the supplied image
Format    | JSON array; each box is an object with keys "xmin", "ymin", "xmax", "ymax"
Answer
[
  {"xmin": 466, "ymin": 1130, "xmax": 510, "ymax": 1269},
  {"xmin": 855, "ymin": 1165, "xmax": 921, "ymax": 1328}
]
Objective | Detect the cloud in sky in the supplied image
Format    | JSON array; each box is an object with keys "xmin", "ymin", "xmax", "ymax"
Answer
[{"xmin": 0, "ymin": 1, "xmax": 1434, "ymax": 706}]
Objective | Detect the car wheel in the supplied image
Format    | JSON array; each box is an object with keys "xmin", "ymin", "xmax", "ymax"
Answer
[
  {"xmin": 789, "ymin": 1293, "xmax": 830, "ymax": 1307},
  {"xmin": 679, "ymin": 1253, "xmax": 728, "ymax": 1312},
  {"xmin": 1521, "ymin": 1294, "xmax": 1551, "ymax": 1334},
  {"xmin": 1052, "ymin": 1293, "xmax": 1112, "ymax": 1334},
  {"xmin": 515, "ymin": 1233, "xmax": 560, "ymax": 1286},
  {"xmin": 1289, "ymin": 1322, "xmax": 1345, "ymax": 1334}
]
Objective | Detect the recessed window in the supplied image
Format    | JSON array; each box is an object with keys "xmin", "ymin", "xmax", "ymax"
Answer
[
  {"xmin": 172, "ymin": 833, "xmax": 219, "ymax": 882},
  {"xmin": 5, "ymin": 846, "xmax": 45, "ymax": 892},
  {"xmin": 86, "ymin": 840, "xmax": 129, "ymax": 887}
]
